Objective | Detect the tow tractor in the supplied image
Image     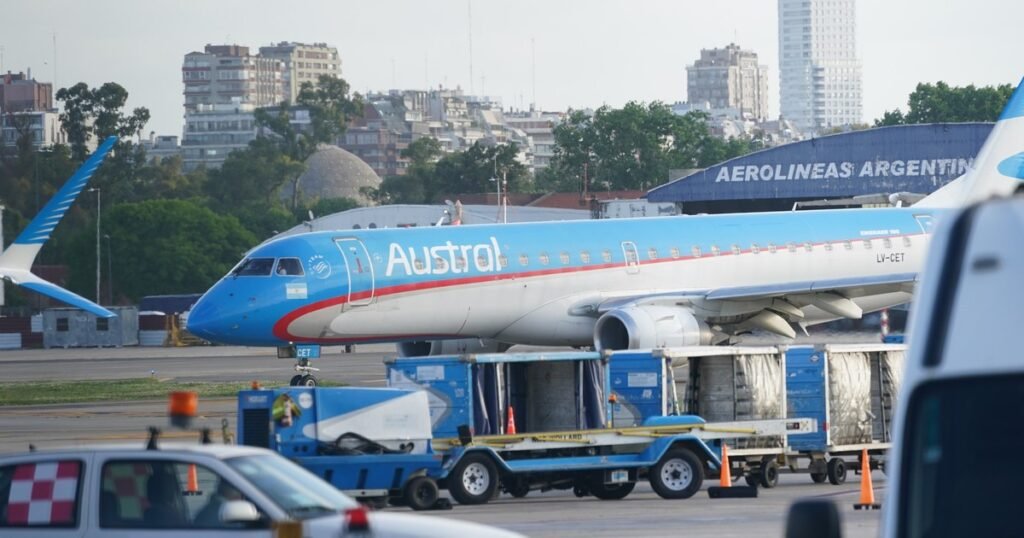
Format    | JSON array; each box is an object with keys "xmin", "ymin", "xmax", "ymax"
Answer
[{"xmin": 237, "ymin": 386, "xmax": 815, "ymax": 508}]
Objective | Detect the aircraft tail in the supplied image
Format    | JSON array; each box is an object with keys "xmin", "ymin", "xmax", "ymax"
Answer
[
  {"xmin": 917, "ymin": 78, "xmax": 1024, "ymax": 208},
  {"xmin": 0, "ymin": 136, "xmax": 118, "ymax": 318}
]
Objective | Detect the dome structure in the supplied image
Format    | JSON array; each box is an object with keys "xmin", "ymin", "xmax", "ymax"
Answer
[{"xmin": 281, "ymin": 145, "xmax": 382, "ymax": 206}]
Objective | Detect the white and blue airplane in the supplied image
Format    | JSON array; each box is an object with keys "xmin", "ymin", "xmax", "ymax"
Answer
[
  {"xmin": 187, "ymin": 79, "xmax": 1024, "ymax": 380},
  {"xmin": 0, "ymin": 136, "xmax": 118, "ymax": 318}
]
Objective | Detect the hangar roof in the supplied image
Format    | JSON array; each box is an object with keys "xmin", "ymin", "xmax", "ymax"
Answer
[{"xmin": 647, "ymin": 123, "xmax": 993, "ymax": 203}]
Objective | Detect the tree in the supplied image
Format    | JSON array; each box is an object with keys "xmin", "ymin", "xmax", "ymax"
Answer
[
  {"xmin": 56, "ymin": 82, "xmax": 151, "ymax": 161},
  {"xmin": 254, "ymin": 74, "xmax": 361, "ymax": 209},
  {"xmin": 875, "ymin": 81, "xmax": 1014, "ymax": 126},
  {"xmin": 547, "ymin": 103, "xmax": 754, "ymax": 191},
  {"xmin": 65, "ymin": 200, "xmax": 257, "ymax": 302}
]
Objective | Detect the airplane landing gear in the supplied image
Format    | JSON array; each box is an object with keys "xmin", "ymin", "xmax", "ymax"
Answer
[{"xmin": 290, "ymin": 359, "xmax": 320, "ymax": 387}]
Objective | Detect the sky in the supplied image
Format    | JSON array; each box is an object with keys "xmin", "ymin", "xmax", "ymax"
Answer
[{"xmin": 3, "ymin": 0, "xmax": 1023, "ymax": 137}]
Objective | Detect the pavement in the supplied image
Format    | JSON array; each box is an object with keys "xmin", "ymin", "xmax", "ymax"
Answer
[{"xmin": 0, "ymin": 344, "xmax": 885, "ymax": 537}]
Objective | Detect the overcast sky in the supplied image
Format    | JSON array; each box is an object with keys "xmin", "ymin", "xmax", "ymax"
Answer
[{"xmin": 3, "ymin": 0, "xmax": 1022, "ymax": 137}]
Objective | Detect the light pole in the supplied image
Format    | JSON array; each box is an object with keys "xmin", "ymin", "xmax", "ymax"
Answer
[
  {"xmin": 87, "ymin": 187, "xmax": 100, "ymax": 304},
  {"xmin": 0, "ymin": 203, "xmax": 5, "ymax": 307},
  {"xmin": 104, "ymin": 234, "xmax": 112, "ymax": 305}
]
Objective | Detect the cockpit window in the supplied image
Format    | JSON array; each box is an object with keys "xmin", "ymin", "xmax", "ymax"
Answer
[
  {"xmin": 233, "ymin": 258, "xmax": 275, "ymax": 276},
  {"xmin": 276, "ymin": 258, "xmax": 304, "ymax": 276}
]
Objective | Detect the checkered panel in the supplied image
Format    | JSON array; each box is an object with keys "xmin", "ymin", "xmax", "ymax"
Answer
[
  {"xmin": 6, "ymin": 461, "xmax": 80, "ymax": 526},
  {"xmin": 102, "ymin": 462, "xmax": 151, "ymax": 520}
]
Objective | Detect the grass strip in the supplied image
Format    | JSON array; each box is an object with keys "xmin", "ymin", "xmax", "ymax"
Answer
[{"xmin": 0, "ymin": 378, "xmax": 344, "ymax": 406}]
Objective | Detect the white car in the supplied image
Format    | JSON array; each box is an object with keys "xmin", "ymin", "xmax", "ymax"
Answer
[{"xmin": 0, "ymin": 442, "xmax": 521, "ymax": 537}]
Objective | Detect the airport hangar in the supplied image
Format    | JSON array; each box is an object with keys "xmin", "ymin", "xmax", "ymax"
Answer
[{"xmin": 647, "ymin": 123, "xmax": 993, "ymax": 214}]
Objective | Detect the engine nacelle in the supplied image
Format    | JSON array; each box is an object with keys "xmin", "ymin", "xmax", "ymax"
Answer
[
  {"xmin": 396, "ymin": 338, "xmax": 507, "ymax": 358},
  {"xmin": 594, "ymin": 306, "xmax": 713, "ymax": 352}
]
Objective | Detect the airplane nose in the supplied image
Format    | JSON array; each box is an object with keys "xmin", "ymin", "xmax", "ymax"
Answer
[{"xmin": 186, "ymin": 294, "xmax": 223, "ymax": 340}]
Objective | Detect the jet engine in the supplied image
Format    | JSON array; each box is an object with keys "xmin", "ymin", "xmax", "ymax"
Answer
[
  {"xmin": 396, "ymin": 338, "xmax": 508, "ymax": 358},
  {"xmin": 594, "ymin": 306, "xmax": 713, "ymax": 352}
]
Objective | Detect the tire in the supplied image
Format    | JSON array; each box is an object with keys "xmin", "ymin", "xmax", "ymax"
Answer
[
  {"xmin": 827, "ymin": 458, "xmax": 847, "ymax": 485},
  {"xmin": 744, "ymin": 474, "xmax": 760, "ymax": 487},
  {"xmin": 404, "ymin": 476, "xmax": 439, "ymax": 511},
  {"xmin": 759, "ymin": 458, "xmax": 780, "ymax": 488},
  {"xmin": 299, "ymin": 375, "xmax": 318, "ymax": 387},
  {"xmin": 810, "ymin": 472, "xmax": 828, "ymax": 483},
  {"xmin": 649, "ymin": 447, "xmax": 703, "ymax": 499},
  {"xmin": 289, "ymin": 374, "xmax": 303, "ymax": 386},
  {"xmin": 504, "ymin": 478, "xmax": 530, "ymax": 498},
  {"xmin": 448, "ymin": 453, "xmax": 498, "ymax": 505},
  {"xmin": 588, "ymin": 474, "xmax": 636, "ymax": 500}
]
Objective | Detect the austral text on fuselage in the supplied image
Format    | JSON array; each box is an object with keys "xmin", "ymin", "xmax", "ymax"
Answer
[{"xmin": 385, "ymin": 237, "xmax": 503, "ymax": 277}]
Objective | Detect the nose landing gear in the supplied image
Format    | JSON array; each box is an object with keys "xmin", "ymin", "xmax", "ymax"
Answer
[
  {"xmin": 289, "ymin": 359, "xmax": 320, "ymax": 386},
  {"xmin": 279, "ymin": 344, "xmax": 323, "ymax": 387}
]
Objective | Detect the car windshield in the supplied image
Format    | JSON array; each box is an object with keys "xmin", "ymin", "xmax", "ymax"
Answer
[
  {"xmin": 225, "ymin": 455, "xmax": 357, "ymax": 519},
  {"xmin": 232, "ymin": 258, "xmax": 275, "ymax": 277}
]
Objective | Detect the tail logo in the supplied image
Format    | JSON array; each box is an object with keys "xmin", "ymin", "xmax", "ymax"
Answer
[{"xmin": 997, "ymin": 152, "xmax": 1024, "ymax": 180}]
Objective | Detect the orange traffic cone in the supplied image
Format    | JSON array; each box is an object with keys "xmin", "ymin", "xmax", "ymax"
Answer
[
  {"xmin": 719, "ymin": 443, "xmax": 732, "ymax": 487},
  {"xmin": 506, "ymin": 406, "xmax": 517, "ymax": 435},
  {"xmin": 184, "ymin": 464, "xmax": 201, "ymax": 496},
  {"xmin": 853, "ymin": 449, "xmax": 881, "ymax": 510}
]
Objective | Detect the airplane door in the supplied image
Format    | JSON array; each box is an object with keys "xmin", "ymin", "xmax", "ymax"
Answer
[
  {"xmin": 334, "ymin": 238, "xmax": 375, "ymax": 306},
  {"xmin": 621, "ymin": 241, "xmax": 640, "ymax": 274}
]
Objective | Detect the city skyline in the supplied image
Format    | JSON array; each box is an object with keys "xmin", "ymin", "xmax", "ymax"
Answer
[{"xmin": 2, "ymin": 0, "xmax": 1021, "ymax": 138}]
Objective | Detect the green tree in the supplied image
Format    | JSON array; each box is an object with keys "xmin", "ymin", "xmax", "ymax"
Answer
[
  {"xmin": 875, "ymin": 81, "xmax": 1014, "ymax": 126},
  {"xmin": 65, "ymin": 199, "xmax": 257, "ymax": 302},
  {"xmin": 253, "ymin": 74, "xmax": 361, "ymax": 209},
  {"xmin": 55, "ymin": 82, "xmax": 151, "ymax": 161}
]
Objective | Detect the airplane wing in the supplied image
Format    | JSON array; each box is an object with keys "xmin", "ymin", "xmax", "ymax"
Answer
[
  {"xmin": 4, "ymin": 270, "xmax": 116, "ymax": 318},
  {"xmin": 588, "ymin": 271, "xmax": 918, "ymax": 339}
]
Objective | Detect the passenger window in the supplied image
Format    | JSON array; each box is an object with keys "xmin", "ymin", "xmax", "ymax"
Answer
[
  {"xmin": 601, "ymin": 250, "xmax": 612, "ymax": 263},
  {"xmin": 275, "ymin": 258, "xmax": 304, "ymax": 276},
  {"xmin": 883, "ymin": 238, "xmax": 893, "ymax": 249},
  {"xmin": 100, "ymin": 460, "xmax": 257, "ymax": 530},
  {"xmin": 804, "ymin": 242, "xmax": 813, "ymax": 252},
  {"xmin": 476, "ymin": 255, "xmax": 490, "ymax": 269},
  {"xmin": 0, "ymin": 460, "xmax": 82, "ymax": 528},
  {"xmin": 233, "ymin": 258, "xmax": 274, "ymax": 276},
  {"xmin": 711, "ymin": 245, "xmax": 721, "ymax": 256},
  {"xmin": 559, "ymin": 252, "xmax": 570, "ymax": 264},
  {"xmin": 580, "ymin": 251, "xmax": 591, "ymax": 264},
  {"xmin": 434, "ymin": 257, "xmax": 448, "ymax": 272},
  {"xmin": 647, "ymin": 248, "xmax": 658, "ymax": 260},
  {"xmin": 414, "ymin": 259, "xmax": 426, "ymax": 271},
  {"xmin": 787, "ymin": 243, "xmax": 797, "ymax": 253},
  {"xmin": 768, "ymin": 243, "xmax": 777, "ymax": 254},
  {"xmin": 903, "ymin": 236, "xmax": 912, "ymax": 247},
  {"xmin": 751, "ymin": 243, "xmax": 760, "ymax": 254},
  {"xmin": 863, "ymin": 239, "xmax": 872, "ymax": 250},
  {"xmin": 670, "ymin": 247, "xmax": 680, "ymax": 259},
  {"xmin": 538, "ymin": 252, "xmax": 550, "ymax": 266},
  {"xmin": 731, "ymin": 245, "xmax": 741, "ymax": 256},
  {"xmin": 498, "ymin": 255, "xmax": 509, "ymax": 268},
  {"xmin": 691, "ymin": 246, "xmax": 701, "ymax": 258},
  {"xmin": 844, "ymin": 241, "xmax": 853, "ymax": 251},
  {"xmin": 518, "ymin": 254, "xmax": 529, "ymax": 266},
  {"xmin": 455, "ymin": 257, "xmax": 467, "ymax": 270},
  {"xmin": 825, "ymin": 243, "xmax": 834, "ymax": 252}
]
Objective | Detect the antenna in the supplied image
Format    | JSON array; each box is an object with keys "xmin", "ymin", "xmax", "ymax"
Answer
[
  {"xmin": 467, "ymin": 0, "xmax": 474, "ymax": 95},
  {"xmin": 52, "ymin": 32, "xmax": 57, "ymax": 88},
  {"xmin": 531, "ymin": 37, "xmax": 537, "ymax": 110},
  {"xmin": 391, "ymin": 58, "xmax": 396, "ymax": 88},
  {"xmin": 424, "ymin": 51, "xmax": 428, "ymax": 89}
]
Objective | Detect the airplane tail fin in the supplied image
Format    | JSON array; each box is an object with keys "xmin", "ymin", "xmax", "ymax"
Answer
[
  {"xmin": 917, "ymin": 78, "xmax": 1024, "ymax": 208},
  {"xmin": 0, "ymin": 136, "xmax": 118, "ymax": 318}
]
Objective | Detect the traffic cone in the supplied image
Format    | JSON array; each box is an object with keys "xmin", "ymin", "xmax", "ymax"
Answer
[
  {"xmin": 719, "ymin": 443, "xmax": 732, "ymax": 487},
  {"xmin": 184, "ymin": 464, "xmax": 201, "ymax": 496},
  {"xmin": 708, "ymin": 442, "xmax": 757, "ymax": 498},
  {"xmin": 853, "ymin": 449, "xmax": 881, "ymax": 510},
  {"xmin": 506, "ymin": 406, "xmax": 517, "ymax": 435}
]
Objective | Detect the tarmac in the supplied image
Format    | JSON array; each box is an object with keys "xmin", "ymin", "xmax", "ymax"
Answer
[{"xmin": 0, "ymin": 344, "xmax": 885, "ymax": 537}]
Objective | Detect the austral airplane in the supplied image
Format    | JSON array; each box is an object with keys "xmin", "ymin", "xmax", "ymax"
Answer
[
  {"xmin": 0, "ymin": 137, "xmax": 118, "ymax": 318},
  {"xmin": 188, "ymin": 79, "xmax": 1024, "ymax": 385}
]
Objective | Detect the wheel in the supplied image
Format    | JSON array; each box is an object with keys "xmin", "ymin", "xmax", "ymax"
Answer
[
  {"xmin": 299, "ymin": 375, "xmax": 318, "ymax": 387},
  {"xmin": 649, "ymin": 447, "xmax": 703, "ymax": 499},
  {"xmin": 289, "ymin": 374, "xmax": 303, "ymax": 386},
  {"xmin": 588, "ymin": 474, "xmax": 636, "ymax": 500},
  {"xmin": 403, "ymin": 476, "xmax": 439, "ymax": 511},
  {"xmin": 810, "ymin": 472, "xmax": 828, "ymax": 483},
  {"xmin": 744, "ymin": 474, "xmax": 760, "ymax": 487},
  {"xmin": 759, "ymin": 458, "xmax": 780, "ymax": 488},
  {"xmin": 827, "ymin": 458, "xmax": 847, "ymax": 485},
  {"xmin": 448, "ymin": 453, "xmax": 498, "ymax": 505}
]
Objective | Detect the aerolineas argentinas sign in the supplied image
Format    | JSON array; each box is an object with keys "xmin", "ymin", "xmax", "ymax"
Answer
[
  {"xmin": 714, "ymin": 157, "xmax": 975, "ymax": 183},
  {"xmin": 386, "ymin": 237, "xmax": 503, "ymax": 277}
]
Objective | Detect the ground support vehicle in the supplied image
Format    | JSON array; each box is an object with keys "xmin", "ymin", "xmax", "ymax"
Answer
[{"xmin": 237, "ymin": 385, "xmax": 815, "ymax": 506}]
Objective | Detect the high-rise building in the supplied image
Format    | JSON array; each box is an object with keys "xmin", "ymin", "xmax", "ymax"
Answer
[
  {"xmin": 778, "ymin": 0, "xmax": 862, "ymax": 134},
  {"xmin": 0, "ymin": 71, "xmax": 68, "ymax": 152},
  {"xmin": 181, "ymin": 45, "xmax": 285, "ymax": 113},
  {"xmin": 258, "ymin": 42, "xmax": 342, "ymax": 104},
  {"xmin": 686, "ymin": 44, "xmax": 769, "ymax": 122}
]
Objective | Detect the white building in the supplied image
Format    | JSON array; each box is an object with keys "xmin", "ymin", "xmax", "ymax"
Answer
[
  {"xmin": 181, "ymin": 103, "xmax": 257, "ymax": 170},
  {"xmin": 686, "ymin": 44, "xmax": 769, "ymax": 122},
  {"xmin": 258, "ymin": 42, "xmax": 342, "ymax": 104},
  {"xmin": 778, "ymin": 0, "xmax": 863, "ymax": 134},
  {"xmin": 0, "ymin": 110, "xmax": 66, "ymax": 151}
]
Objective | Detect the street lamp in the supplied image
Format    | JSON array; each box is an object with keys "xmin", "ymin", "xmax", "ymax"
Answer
[
  {"xmin": 0, "ymin": 203, "xmax": 5, "ymax": 307},
  {"xmin": 87, "ymin": 187, "xmax": 100, "ymax": 304},
  {"xmin": 104, "ymin": 234, "xmax": 113, "ymax": 305}
]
